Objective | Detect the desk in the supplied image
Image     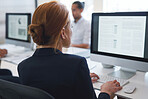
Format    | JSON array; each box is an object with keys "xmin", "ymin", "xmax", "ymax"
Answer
[
  {"xmin": 0, "ymin": 44, "xmax": 34, "ymax": 76},
  {"xmin": 0, "ymin": 44, "xmax": 34, "ymax": 65},
  {"xmin": 90, "ymin": 61, "xmax": 148, "ymax": 99},
  {"xmin": 0, "ymin": 45, "xmax": 148, "ymax": 99}
]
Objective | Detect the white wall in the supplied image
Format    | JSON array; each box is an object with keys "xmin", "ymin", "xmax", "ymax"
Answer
[
  {"xmin": 93, "ymin": 0, "xmax": 103, "ymax": 12},
  {"xmin": 37, "ymin": 0, "xmax": 56, "ymax": 6}
]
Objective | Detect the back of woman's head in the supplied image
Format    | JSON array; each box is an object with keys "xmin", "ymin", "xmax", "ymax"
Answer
[{"xmin": 29, "ymin": 1, "xmax": 69, "ymax": 46}]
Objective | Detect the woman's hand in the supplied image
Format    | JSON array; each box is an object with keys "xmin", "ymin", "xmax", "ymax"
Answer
[
  {"xmin": 90, "ymin": 73, "xmax": 99, "ymax": 83},
  {"xmin": 101, "ymin": 80, "xmax": 122, "ymax": 99}
]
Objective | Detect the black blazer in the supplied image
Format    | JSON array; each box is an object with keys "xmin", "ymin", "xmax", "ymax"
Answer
[{"xmin": 18, "ymin": 48, "xmax": 110, "ymax": 99}]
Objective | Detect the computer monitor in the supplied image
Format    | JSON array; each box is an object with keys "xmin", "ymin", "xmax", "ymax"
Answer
[
  {"xmin": 6, "ymin": 13, "xmax": 31, "ymax": 48},
  {"xmin": 91, "ymin": 12, "xmax": 148, "ymax": 79}
]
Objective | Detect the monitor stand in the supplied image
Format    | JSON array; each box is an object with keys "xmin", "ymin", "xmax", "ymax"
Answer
[
  {"xmin": 102, "ymin": 63, "xmax": 114, "ymax": 68},
  {"xmin": 5, "ymin": 39, "xmax": 31, "ymax": 49},
  {"xmin": 108, "ymin": 67, "xmax": 136, "ymax": 79}
]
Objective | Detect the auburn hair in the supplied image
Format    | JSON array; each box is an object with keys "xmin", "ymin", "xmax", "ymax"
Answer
[{"xmin": 28, "ymin": 1, "xmax": 69, "ymax": 47}]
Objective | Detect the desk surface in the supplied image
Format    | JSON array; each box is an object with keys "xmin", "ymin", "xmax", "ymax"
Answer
[
  {"xmin": 0, "ymin": 45, "xmax": 148, "ymax": 99},
  {"xmin": 90, "ymin": 61, "xmax": 148, "ymax": 99},
  {"xmin": 0, "ymin": 44, "xmax": 90, "ymax": 65},
  {"xmin": 0, "ymin": 44, "xmax": 34, "ymax": 64}
]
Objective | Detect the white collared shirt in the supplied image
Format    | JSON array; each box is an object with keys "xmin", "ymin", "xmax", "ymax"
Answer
[{"xmin": 71, "ymin": 17, "xmax": 91, "ymax": 45}]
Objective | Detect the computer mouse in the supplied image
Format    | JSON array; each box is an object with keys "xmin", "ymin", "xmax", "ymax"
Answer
[{"xmin": 123, "ymin": 85, "xmax": 136, "ymax": 94}]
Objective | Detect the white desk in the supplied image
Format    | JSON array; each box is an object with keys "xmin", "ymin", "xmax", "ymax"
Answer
[
  {"xmin": 0, "ymin": 45, "xmax": 148, "ymax": 99},
  {"xmin": 0, "ymin": 44, "xmax": 34, "ymax": 65},
  {"xmin": 90, "ymin": 61, "xmax": 148, "ymax": 99},
  {"xmin": 0, "ymin": 44, "xmax": 34, "ymax": 76}
]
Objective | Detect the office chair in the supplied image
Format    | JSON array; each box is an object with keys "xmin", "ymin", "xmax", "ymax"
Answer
[
  {"xmin": 0, "ymin": 59, "xmax": 19, "ymax": 84},
  {"xmin": 0, "ymin": 79, "xmax": 54, "ymax": 99},
  {"xmin": 0, "ymin": 68, "xmax": 20, "ymax": 84},
  {"xmin": 0, "ymin": 69, "xmax": 12, "ymax": 76},
  {"xmin": 0, "ymin": 60, "xmax": 12, "ymax": 76},
  {"xmin": 0, "ymin": 76, "xmax": 20, "ymax": 84}
]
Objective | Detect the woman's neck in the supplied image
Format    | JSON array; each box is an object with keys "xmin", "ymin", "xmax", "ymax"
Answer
[
  {"xmin": 37, "ymin": 37, "xmax": 63, "ymax": 51},
  {"xmin": 37, "ymin": 44, "xmax": 63, "ymax": 52}
]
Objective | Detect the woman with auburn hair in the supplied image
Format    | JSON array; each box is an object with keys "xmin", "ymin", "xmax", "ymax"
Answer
[{"xmin": 18, "ymin": 1, "xmax": 122, "ymax": 99}]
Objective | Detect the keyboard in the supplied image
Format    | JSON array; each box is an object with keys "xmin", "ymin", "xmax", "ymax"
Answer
[{"xmin": 97, "ymin": 75, "xmax": 129, "ymax": 86}]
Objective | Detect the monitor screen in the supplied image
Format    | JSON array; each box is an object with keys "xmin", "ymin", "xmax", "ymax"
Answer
[
  {"xmin": 6, "ymin": 13, "xmax": 31, "ymax": 42},
  {"xmin": 91, "ymin": 12, "xmax": 148, "ymax": 63}
]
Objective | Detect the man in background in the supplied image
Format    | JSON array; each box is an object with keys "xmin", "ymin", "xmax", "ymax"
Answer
[{"xmin": 71, "ymin": 1, "xmax": 91, "ymax": 49}]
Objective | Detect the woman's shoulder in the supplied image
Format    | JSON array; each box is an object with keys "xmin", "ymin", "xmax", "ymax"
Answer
[
  {"xmin": 18, "ymin": 56, "xmax": 33, "ymax": 67},
  {"xmin": 63, "ymin": 53, "xmax": 85, "ymax": 60},
  {"xmin": 62, "ymin": 53, "xmax": 87, "ymax": 65}
]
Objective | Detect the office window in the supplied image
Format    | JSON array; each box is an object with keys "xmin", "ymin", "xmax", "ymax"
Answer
[{"xmin": 103, "ymin": 0, "xmax": 148, "ymax": 12}]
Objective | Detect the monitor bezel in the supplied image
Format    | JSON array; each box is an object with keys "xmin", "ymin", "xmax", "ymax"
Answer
[
  {"xmin": 91, "ymin": 12, "xmax": 148, "ymax": 63},
  {"xmin": 6, "ymin": 13, "xmax": 31, "ymax": 43}
]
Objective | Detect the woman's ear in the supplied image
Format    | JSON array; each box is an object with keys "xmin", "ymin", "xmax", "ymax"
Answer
[{"xmin": 61, "ymin": 28, "xmax": 66, "ymax": 39}]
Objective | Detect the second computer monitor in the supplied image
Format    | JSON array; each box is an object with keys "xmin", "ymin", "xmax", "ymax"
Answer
[{"xmin": 6, "ymin": 13, "xmax": 31, "ymax": 48}]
